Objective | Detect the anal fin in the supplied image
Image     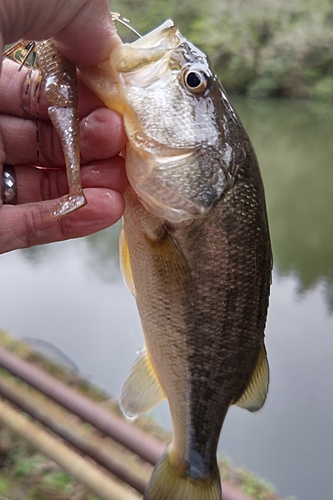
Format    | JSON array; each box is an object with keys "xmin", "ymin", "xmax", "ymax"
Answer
[
  {"xmin": 235, "ymin": 344, "xmax": 269, "ymax": 412},
  {"xmin": 120, "ymin": 347, "xmax": 165, "ymax": 419}
]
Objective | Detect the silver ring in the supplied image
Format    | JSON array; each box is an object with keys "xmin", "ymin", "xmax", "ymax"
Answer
[{"xmin": 2, "ymin": 164, "xmax": 17, "ymax": 204}]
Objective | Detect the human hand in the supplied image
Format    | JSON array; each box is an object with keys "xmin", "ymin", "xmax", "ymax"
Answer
[{"xmin": 0, "ymin": 0, "xmax": 128, "ymax": 254}]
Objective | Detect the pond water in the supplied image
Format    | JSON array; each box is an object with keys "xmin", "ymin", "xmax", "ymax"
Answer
[{"xmin": 1, "ymin": 96, "xmax": 333, "ymax": 500}]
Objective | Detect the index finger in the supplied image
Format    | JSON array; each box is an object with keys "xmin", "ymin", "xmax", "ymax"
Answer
[{"xmin": 0, "ymin": 59, "xmax": 106, "ymax": 121}]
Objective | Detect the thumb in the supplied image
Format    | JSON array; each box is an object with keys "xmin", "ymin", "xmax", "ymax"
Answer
[{"xmin": 0, "ymin": 0, "xmax": 120, "ymax": 67}]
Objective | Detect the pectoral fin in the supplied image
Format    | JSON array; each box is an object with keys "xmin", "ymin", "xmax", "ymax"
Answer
[
  {"xmin": 235, "ymin": 345, "xmax": 269, "ymax": 412},
  {"xmin": 149, "ymin": 225, "xmax": 194, "ymax": 295},
  {"xmin": 120, "ymin": 347, "xmax": 166, "ymax": 419},
  {"xmin": 119, "ymin": 225, "xmax": 136, "ymax": 296}
]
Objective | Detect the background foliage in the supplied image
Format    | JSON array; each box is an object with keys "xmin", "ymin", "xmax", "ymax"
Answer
[{"xmin": 109, "ymin": 0, "xmax": 333, "ymax": 100}]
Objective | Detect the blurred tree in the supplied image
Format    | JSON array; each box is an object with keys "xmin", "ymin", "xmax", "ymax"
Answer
[{"xmin": 109, "ymin": 0, "xmax": 333, "ymax": 100}]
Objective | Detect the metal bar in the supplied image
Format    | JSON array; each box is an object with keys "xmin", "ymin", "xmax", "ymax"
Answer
[
  {"xmin": 0, "ymin": 398, "xmax": 139, "ymax": 500},
  {"xmin": 0, "ymin": 346, "xmax": 263, "ymax": 500},
  {"xmin": 0, "ymin": 346, "xmax": 165, "ymax": 464},
  {"xmin": 0, "ymin": 374, "xmax": 151, "ymax": 493}
]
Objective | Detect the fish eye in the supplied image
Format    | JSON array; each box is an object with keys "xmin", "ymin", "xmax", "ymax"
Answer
[{"xmin": 184, "ymin": 69, "xmax": 209, "ymax": 94}]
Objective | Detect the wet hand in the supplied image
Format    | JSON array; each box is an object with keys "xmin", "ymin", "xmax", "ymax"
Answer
[{"xmin": 0, "ymin": 0, "xmax": 128, "ymax": 253}]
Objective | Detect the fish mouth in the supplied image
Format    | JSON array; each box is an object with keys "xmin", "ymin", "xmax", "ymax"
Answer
[{"xmin": 110, "ymin": 20, "xmax": 182, "ymax": 79}]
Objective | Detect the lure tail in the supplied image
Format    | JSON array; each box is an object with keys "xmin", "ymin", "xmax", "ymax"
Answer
[{"xmin": 144, "ymin": 448, "xmax": 222, "ymax": 500}]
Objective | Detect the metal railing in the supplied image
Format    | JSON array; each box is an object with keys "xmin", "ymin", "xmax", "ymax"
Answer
[{"xmin": 0, "ymin": 346, "xmax": 266, "ymax": 500}]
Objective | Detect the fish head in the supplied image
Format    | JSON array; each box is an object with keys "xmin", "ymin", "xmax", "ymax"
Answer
[{"xmin": 111, "ymin": 20, "xmax": 236, "ymax": 223}]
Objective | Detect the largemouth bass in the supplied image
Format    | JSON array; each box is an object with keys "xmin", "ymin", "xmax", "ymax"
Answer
[{"xmin": 84, "ymin": 19, "xmax": 272, "ymax": 500}]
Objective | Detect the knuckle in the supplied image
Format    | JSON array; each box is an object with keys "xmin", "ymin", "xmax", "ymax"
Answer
[
  {"xmin": 21, "ymin": 205, "xmax": 40, "ymax": 248},
  {"xmin": 38, "ymin": 122, "xmax": 64, "ymax": 167},
  {"xmin": 58, "ymin": 214, "xmax": 73, "ymax": 240}
]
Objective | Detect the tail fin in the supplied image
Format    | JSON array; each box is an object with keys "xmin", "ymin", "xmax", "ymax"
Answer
[{"xmin": 144, "ymin": 449, "xmax": 221, "ymax": 500}]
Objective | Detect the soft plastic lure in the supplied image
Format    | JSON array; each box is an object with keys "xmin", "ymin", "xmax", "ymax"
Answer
[{"xmin": 4, "ymin": 38, "xmax": 86, "ymax": 219}]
